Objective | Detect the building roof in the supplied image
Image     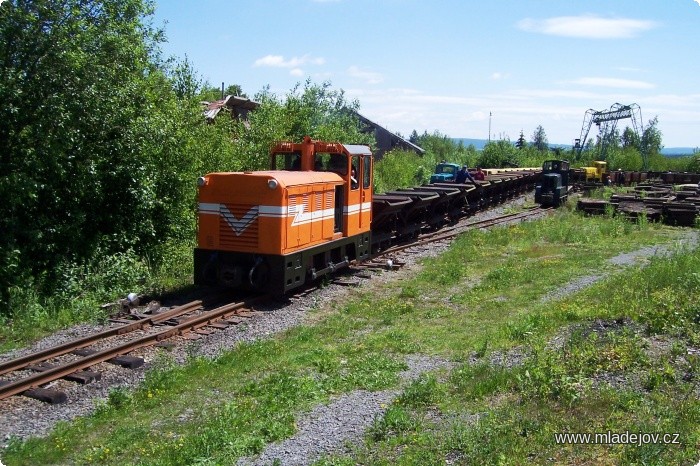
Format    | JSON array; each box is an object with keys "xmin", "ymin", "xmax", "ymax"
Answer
[
  {"xmin": 201, "ymin": 98, "xmax": 424, "ymax": 159},
  {"xmin": 203, "ymin": 95, "xmax": 259, "ymax": 121},
  {"xmin": 353, "ymin": 111, "xmax": 425, "ymax": 158}
]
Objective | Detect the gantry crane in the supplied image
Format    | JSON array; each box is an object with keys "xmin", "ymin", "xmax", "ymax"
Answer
[{"xmin": 573, "ymin": 103, "xmax": 645, "ymax": 168}]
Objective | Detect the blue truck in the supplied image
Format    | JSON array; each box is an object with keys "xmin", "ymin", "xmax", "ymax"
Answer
[{"xmin": 429, "ymin": 162, "xmax": 461, "ymax": 183}]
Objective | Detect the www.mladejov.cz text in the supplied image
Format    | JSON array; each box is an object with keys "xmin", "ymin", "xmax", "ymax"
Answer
[{"xmin": 554, "ymin": 430, "xmax": 681, "ymax": 447}]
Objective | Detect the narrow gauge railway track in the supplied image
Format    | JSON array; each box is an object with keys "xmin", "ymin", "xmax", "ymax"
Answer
[
  {"xmin": 0, "ymin": 204, "xmax": 548, "ymax": 404},
  {"xmin": 373, "ymin": 205, "xmax": 552, "ymax": 258},
  {"xmin": 0, "ymin": 295, "xmax": 266, "ymax": 403},
  {"xmin": 0, "ymin": 300, "xmax": 205, "ymax": 378}
]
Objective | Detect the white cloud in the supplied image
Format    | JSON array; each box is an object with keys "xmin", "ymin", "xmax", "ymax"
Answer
[
  {"xmin": 344, "ymin": 87, "xmax": 600, "ymax": 142},
  {"xmin": 492, "ymin": 72, "xmax": 510, "ymax": 80},
  {"xmin": 347, "ymin": 66, "xmax": 384, "ymax": 84},
  {"xmin": 637, "ymin": 93, "xmax": 700, "ymax": 109},
  {"xmin": 290, "ymin": 68, "xmax": 304, "ymax": 77},
  {"xmin": 517, "ymin": 15, "xmax": 657, "ymax": 39},
  {"xmin": 343, "ymin": 85, "xmax": 700, "ymax": 146},
  {"xmin": 570, "ymin": 77, "xmax": 655, "ymax": 89},
  {"xmin": 253, "ymin": 54, "xmax": 325, "ymax": 68}
]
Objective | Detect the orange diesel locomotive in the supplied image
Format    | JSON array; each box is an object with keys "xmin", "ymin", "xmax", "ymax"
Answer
[{"xmin": 194, "ymin": 137, "xmax": 373, "ymax": 295}]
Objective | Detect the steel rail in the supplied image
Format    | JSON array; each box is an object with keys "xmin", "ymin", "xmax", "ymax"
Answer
[
  {"xmin": 377, "ymin": 207, "xmax": 550, "ymax": 256},
  {"xmin": 0, "ymin": 300, "xmax": 206, "ymax": 377},
  {"xmin": 419, "ymin": 207, "xmax": 551, "ymax": 244},
  {"xmin": 0, "ymin": 296, "xmax": 265, "ymax": 401},
  {"xmin": 371, "ymin": 209, "xmax": 527, "ymax": 257}
]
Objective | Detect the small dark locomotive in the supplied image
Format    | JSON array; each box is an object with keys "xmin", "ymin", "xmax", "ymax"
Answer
[{"xmin": 535, "ymin": 160, "xmax": 570, "ymax": 207}]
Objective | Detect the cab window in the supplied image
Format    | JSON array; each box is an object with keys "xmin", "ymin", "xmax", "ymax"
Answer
[
  {"xmin": 362, "ymin": 155, "xmax": 371, "ymax": 189},
  {"xmin": 271, "ymin": 152, "xmax": 301, "ymax": 170},
  {"xmin": 314, "ymin": 155, "xmax": 325, "ymax": 171},
  {"xmin": 328, "ymin": 153, "xmax": 348, "ymax": 176},
  {"xmin": 350, "ymin": 156, "xmax": 359, "ymax": 190}
]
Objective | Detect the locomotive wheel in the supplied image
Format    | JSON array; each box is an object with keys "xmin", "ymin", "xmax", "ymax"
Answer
[{"xmin": 249, "ymin": 260, "xmax": 270, "ymax": 291}]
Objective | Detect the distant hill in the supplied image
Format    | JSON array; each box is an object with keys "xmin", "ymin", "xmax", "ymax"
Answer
[
  {"xmin": 452, "ymin": 138, "xmax": 572, "ymax": 150},
  {"xmin": 662, "ymin": 147, "xmax": 697, "ymax": 157},
  {"xmin": 452, "ymin": 138, "xmax": 696, "ymax": 157},
  {"xmin": 452, "ymin": 138, "xmax": 489, "ymax": 150}
]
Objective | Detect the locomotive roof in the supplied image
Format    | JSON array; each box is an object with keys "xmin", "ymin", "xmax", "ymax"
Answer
[
  {"xmin": 206, "ymin": 170, "xmax": 344, "ymax": 187},
  {"xmin": 341, "ymin": 144, "xmax": 372, "ymax": 156}
]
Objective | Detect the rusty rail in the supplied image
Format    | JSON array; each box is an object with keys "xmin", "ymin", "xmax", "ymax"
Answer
[
  {"xmin": 0, "ymin": 300, "xmax": 204, "ymax": 377},
  {"xmin": 0, "ymin": 296, "xmax": 265, "ymax": 401},
  {"xmin": 377, "ymin": 206, "xmax": 550, "ymax": 256}
]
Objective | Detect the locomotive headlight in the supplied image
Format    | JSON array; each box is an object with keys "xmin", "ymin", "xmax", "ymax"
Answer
[
  {"xmin": 197, "ymin": 176, "xmax": 208, "ymax": 187},
  {"xmin": 267, "ymin": 179, "xmax": 278, "ymax": 190}
]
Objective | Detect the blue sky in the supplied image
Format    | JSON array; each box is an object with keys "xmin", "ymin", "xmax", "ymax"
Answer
[{"xmin": 153, "ymin": 0, "xmax": 700, "ymax": 148}]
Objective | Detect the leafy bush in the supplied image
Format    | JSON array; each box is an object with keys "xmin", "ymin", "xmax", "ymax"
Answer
[
  {"xmin": 0, "ymin": 0, "xmax": 237, "ymax": 314},
  {"xmin": 374, "ymin": 150, "xmax": 429, "ymax": 193}
]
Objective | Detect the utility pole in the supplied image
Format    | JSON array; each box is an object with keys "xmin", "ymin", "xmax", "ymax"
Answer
[{"xmin": 488, "ymin": 112, "xmax": 492, "ymax": 143}]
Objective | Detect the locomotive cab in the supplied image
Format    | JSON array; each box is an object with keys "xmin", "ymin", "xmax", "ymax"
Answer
[
  {"xmin": 195, "ymin": 137, "xmax": 373, "ymax": 295},
  {"xmin": 535, "ymin": 159, "xmax": 570, "ymax": 207}
]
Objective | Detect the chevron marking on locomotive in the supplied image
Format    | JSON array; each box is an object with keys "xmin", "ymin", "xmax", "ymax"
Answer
[
  {"xmin": 198, "ymin": 203, "xmax": 259, "ymax": 237},
  {"xmin": 200, "ymin": 201, "xmax": 366, "ymax": 231},
  {"xmin": 220, "ymin": 205, "xmax": 259, "ymax": 237}
]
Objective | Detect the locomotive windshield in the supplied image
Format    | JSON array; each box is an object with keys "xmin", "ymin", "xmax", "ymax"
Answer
[
  {"xmin": 314, "ymin": 152, "xmax": 348, "ymax": 176},
  {"xmin": 542, "ymin": 160, "xmax": 555, "ymax": 171},
  {"xmin": 270, "ymin": 150, "xmax": 349, "ymax": 174},
  {"xmin": 270, "ymin": 151, "xmax": 302, "ymax": 171}
]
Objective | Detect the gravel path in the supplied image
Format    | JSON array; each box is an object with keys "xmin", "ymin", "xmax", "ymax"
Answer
[
  {"xmin": 238, "ymin": 389, "xmax": 398, "ymax": 466},
  {"xmin": 237, "ymin": 355, "xmax": 454, "ymax": 466},
  {"xmin": 0, "ymin": 196, "xmax": 537, "ymax": 450},
  {"xmin": 540, "ymin": 230, "xmax": 699, "ymax": 303},
  {"xmin": 4, "ymin": 196, "xmax": 692, "ymax": 465}
]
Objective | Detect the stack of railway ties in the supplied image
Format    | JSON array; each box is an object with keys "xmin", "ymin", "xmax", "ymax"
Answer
[{"xmin": 577, "ymin": 171, "xmax": 700, "ymax": 226}]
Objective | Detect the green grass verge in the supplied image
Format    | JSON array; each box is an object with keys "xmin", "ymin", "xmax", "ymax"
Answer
[
  {"xmin": 317, "ymin": 220, "xmax": 700, "ymax": 465},
  {"xmin": 2, "ymin": 211, "xmax": 697, "ymax": 465},
  {"xmin": 0, "ymin": 241, "xmax": 195, "ymax": 353}
]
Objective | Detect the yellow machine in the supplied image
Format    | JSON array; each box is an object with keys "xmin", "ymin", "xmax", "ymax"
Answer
[{"xmin": 582, "ymin": 161, "xmax": 607, "ymax": 182}]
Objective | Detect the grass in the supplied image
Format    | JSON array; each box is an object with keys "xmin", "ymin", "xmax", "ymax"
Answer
[
  {"xmin": 2, "ymin": 209, "xmax": 699, "ymax": 465},
  {"xmin": 0, "ymin": 241, "xmax": 195, "ymax": 353},
  {"xmin": 317, "ymin": 219, "xmax": 700, "ymax": 465}
]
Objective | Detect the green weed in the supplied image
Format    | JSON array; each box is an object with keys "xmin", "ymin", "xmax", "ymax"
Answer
[
  {"xmin": 369, "ymin": 405, "xmax": 418, "ymax": 441},
  {"xmin": 396, "ymin": 374, "xmax": 443, "ymax": 408},
  {"xmin": 5, "ymin": 209, "xmax": 699, "ymax": 465}
]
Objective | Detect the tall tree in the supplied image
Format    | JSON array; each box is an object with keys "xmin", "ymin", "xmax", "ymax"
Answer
[
  {"xmin": 531, "ymin": 125, "xmax": 549, "ymax": 151},
  {"xmin": 515, "ymin": 130, "xmax": 526, "ymax": 149},
  {"xmin": 228, "ymin": 80, "xmax": 374, "ymax": 170},
  {"xmin": 0, "ymin": 0, "xmax": 176, "ymax": 304},
  {"xmin": 621, "ymin": 126, "xmax": 641, "ymax": 149},
  {"xmin": 641, "ymin": 117, "xmax": 663, "ymax": 156},
  {"xmin": 479, "ymin": 139, "xmax": 519, "ymax": 168}
]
